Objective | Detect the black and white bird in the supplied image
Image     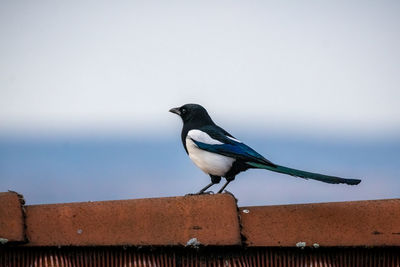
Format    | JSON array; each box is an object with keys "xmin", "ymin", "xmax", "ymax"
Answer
[{"xmin": 169, "ymin": 103, "xmax": 361, "ymax": 194}]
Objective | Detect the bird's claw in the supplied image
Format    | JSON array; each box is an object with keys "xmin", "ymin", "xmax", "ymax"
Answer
[{"xmin": 185, "ymin": 191, "xmax": 214, "ymax": 196}]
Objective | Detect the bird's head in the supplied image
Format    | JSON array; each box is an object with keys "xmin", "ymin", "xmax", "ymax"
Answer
[{"xmin": 169, "ymin": 103, "xmax": 214, "ymax": 125}]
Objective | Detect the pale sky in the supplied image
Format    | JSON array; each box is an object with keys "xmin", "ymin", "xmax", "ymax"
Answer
[
  {"xmin": 1, "ymin": 1, "xmax": 399, "ymax": 206},
  {"xmin": 1, "ymin": 1, "xmax": 399, "ymax": 137}
]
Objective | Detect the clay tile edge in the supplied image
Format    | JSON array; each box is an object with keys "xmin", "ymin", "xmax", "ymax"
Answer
[
  {"xmin": 24, "ymin": 193, "xmax": 242, "ymax": 247},
  {"xmin": 240, "ymin": 198, "xmax": 400, "ymax": 247},
  {"xmin": 0, "ymin": 191, "xmax": 26, "ymax": 244}
]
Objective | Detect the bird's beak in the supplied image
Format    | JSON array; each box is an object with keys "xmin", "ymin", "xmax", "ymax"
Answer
[{"xmin": 169, "ymin": 107, "xmax": 181, "ymax": 116}]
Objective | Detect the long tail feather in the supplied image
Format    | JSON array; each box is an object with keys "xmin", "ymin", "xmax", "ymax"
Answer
[{"xmin": 246, "ymin": 162, "xmax": 361, "ymax": 185}]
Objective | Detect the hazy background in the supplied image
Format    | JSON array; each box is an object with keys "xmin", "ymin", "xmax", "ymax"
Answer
[{"xmin": 1, "ymin": 1, "xmax": 399, "ymax": 206}]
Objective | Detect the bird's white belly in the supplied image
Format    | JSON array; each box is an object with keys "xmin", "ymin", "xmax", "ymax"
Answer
[{"xmin": 186, "ymin": 138, "xmax": 235, "ymax": 176}]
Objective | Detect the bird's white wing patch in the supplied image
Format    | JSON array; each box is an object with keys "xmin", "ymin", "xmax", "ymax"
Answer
[
  {"xmin": 227, "ymin": 136, "xmax": 242, "ymax": 143},
  {"xmin": 186, "ymin": 129, "xmax": 234, "ymax": 176},
  {"xmin": 187, "ymin": 129, "xmax": 223, "ymax": 145}
]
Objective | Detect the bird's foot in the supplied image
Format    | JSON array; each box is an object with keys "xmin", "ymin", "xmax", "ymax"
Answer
[
  {"xmin": 218, "ymin": 189, "xmax": 234, "ymax": 195},
  {"xmin": 185, "ymin": 191, "xmax": 214, "ymax": 196},
  {"xmin": 221, "ymin": 190, "xmax": 237, "ymax": 199}
]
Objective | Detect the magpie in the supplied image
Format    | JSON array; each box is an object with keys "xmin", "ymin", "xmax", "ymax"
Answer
[{"xmin": 169, "ymin": 103, "xmax": 361, "ymax": 194}]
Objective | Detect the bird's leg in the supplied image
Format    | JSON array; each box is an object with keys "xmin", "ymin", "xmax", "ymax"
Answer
[
  {"xmin": 196, "ymin": 182, "xmax": 215, "ymax": 194},
  {"xmin": 217, "ymin": 181, "xmax": 231, "ymax": 193},
  {"xmin": 217, "ymin": 176, "xmax": 235, "ymax": 193},
  {"xmin": 195, "ymin": 175, "xmax": 221, "ymax": 195}
]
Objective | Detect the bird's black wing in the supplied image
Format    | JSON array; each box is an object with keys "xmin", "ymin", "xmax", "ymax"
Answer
[{"xmin": 191, "ymin": 125, "xmax": 276, "ymax": 167}]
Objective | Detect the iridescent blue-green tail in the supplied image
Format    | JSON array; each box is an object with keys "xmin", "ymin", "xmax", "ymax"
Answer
[{"xmin": 246, "ymin": 162, "xmax": 361, "ymax": 185}]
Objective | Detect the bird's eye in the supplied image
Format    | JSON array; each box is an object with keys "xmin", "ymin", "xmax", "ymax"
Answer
[{"xmin": 181, "ymin": 108, "xmax": 187, "ymax": 114}]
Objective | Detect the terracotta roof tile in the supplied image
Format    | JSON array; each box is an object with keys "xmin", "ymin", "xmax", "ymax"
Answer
[
  {"xmin": 1, "ymin": 190, "xmax": 399, "ymax": 248},
  {"xmin": 240, "ymin": 199, "xmax": 400, "ymax": 247},
  {"xmin": 25, "ymin": 194, "xmax": 241, "ymax": 246},
  {"xmin": 0, "ymin": 192, "xmax": 26, "ymax": 243}
]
